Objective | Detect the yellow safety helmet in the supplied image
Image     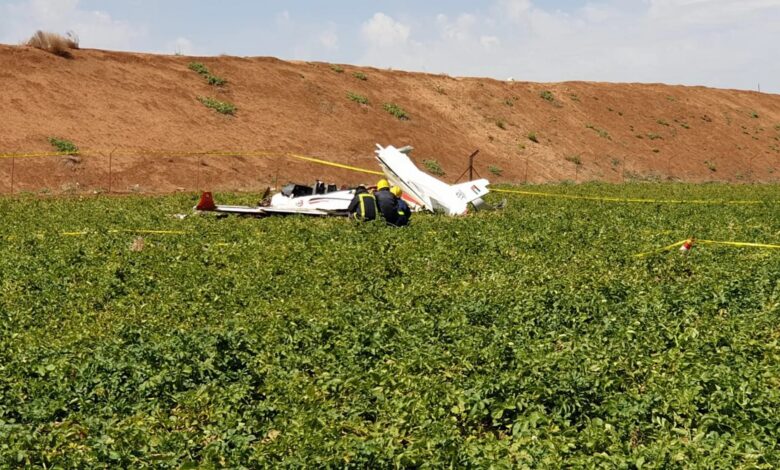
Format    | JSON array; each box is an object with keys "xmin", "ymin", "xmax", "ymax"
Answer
[
  {"xmin": 377, "ymin": 179, "xmax": 390, "ymax": 190},
  {"xmin": 390, "ymin": 186, "xmax": 402, "ymax": 197}
]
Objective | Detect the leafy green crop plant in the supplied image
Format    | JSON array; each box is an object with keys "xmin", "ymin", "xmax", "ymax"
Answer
[{"xmin": 1, "ymin": 183, "xmax": 779, "ymax": 467}]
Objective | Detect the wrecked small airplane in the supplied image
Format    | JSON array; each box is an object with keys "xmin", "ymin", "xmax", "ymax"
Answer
[{"xmin": 195, "ymin": 144, "xmax": 491, "ymax": 217}]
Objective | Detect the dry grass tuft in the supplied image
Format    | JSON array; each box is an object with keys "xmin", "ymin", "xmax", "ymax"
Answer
[
  {"xmin": 26, "ymin": 31, "xmax": 79, "ymax": 58},
  {"xmin": 130, "ymin": 237, "xmax": 145, "ymax": 252}
]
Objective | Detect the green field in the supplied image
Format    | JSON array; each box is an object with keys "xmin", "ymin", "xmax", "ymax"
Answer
[{"xmin": 1, "ymin": 184, "xmax": 779, "ymax": 468}]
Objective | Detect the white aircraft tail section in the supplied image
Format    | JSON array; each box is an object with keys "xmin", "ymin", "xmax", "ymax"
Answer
[
  {"xmin": 375, "ymin": 144, "xmax": 491, "ymax": 216},
  {"xmin": 450, "ymin": 180, "xmax": 490, "ymax": 204}
]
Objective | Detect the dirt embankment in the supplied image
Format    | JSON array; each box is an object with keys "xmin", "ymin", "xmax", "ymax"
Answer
[{"xmin": 1, "ymin": 44, "xmax": 779, "ymax": 193}]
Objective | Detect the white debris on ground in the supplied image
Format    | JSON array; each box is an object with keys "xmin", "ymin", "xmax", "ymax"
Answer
[{"xmin": 130, "ymin": 237, "xmax": 145, "ymax": 252}]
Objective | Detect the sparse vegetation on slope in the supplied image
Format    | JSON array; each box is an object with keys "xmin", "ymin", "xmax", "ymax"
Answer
[
  {"xmin": 26, "ymin": 31, "xmax": 78, "ymax": 58},
  {"xmin": 197, "ymin": 96, "xmax": 236, "ymax": 115},
  {"xmin": 423, "ymin": 159, "xmax": 444, "ymax": 175},
  {"xmin": 586, "ymin": 124, "xmax": 611, "ymax": 139},
  {"xmin": 346, "ymin": 92, "xmax": 369, "ymax": 105},
  {"xmin": 188, "ymin": 62, "xmax": 226, "ymax": 86},
  {"xmin": 383, "ymin": 103, "xmax": 409, "ymax": 120},
  {"xmin": 48, "ymin": 137, "xmax": 78, "ymax": 154}
]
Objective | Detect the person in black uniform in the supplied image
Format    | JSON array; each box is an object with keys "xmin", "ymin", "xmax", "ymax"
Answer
[
  {"xmin": 391, "ymin": 186, "xmax": 411, "ymax": 226},
  {"xmin": 346, "ymin": 185, "xmax": 378, "ymax": 221},
  {"xmin": 374, "ymin": 179, "xmax": 399, "ymax": 226}
]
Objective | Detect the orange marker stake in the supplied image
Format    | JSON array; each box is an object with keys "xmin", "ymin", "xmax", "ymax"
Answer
[{"xmin": 679, "ymin": 238, "xmax": 695, "ymax": 253}]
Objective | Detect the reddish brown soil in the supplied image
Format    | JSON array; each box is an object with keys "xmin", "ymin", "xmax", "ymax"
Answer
[{"xmin": 2, "ymin": 44, "xmax": 780, "ymax": 194}]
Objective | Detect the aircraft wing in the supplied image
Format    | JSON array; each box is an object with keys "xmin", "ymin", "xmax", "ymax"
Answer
[
  {"xmin": 195, "ymin": 193, "xmax": 265, "ymax": 216},
  {"xmin": 195, "ymin": 191, "xmax": 348, "ymax": 217},
  {"xmin": 261, "ymin": 207, "xmax": 337, "ymax": 216},
  {"xmin": 208, "ymin": 205, "xmax": 267, "ymax": 216}
]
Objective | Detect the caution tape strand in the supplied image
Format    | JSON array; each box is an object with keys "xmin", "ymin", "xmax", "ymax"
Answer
[
  {"xmin": 287, "ymin": 153, "xmax": 383, "ymax": 175},
  {"xmin": 53, "ymin": 230, "xmax": 187, "ymax": 237},
  {"xmin": 492, "ymin": 188, "xmax": 767, "ymax": 205},
  {"xmin": 635, "ymin": 238, "xmax": 780, "ymax": 257},
  {"xmin": 0, "ymin": 151, "xmax": 81, "ymax": 159},
  {"xmin": 633, "ymin": 240, "xmax": 689, "ymax": 258},
  {"xmin": 107, "ymin": 229, "xmax": 188, "ymax": 235},
  {"xmin": 697, "ymin": 239, "xmax": 780, "ymax": 249},
  {"xmin": 2, "ymin": 148, "xmax": 776, "ymax": 205}
]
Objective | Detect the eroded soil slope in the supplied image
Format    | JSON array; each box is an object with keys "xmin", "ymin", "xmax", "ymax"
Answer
[{"xmin": 2, "ymin": 44, "xmax": 779, "ymax": 193}]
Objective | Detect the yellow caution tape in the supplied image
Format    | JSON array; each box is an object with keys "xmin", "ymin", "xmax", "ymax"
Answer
[
  {"xmin": 2, "ymin": 148, "xmax": 776, "ymax": 205},
  {"xmin": 635, "ymin": 238, "xmax": 780, "ymax": 257},
  {"xmin": 130, "ymin": 150, "xmax": 277, "ymax": 158},
  {"xmin": 287, "ymin": 153, "xmax": 383, "ymax": 175},
  {"xmin": 61, "ymin": 231, "xmax": 89, "ymax": 237},
  {"xmin": 107, "ymin": 229, "xmax": 187, "ymax": 235},
  {"xmin": 0, "ymin": 149, "xmax": 279, "ymax": 159},
  {"xmin": 492, "ymin": 188, "xmax": 766, "ymax": 205},
  {"xmin": 697, "ymin": 239, "xmax": 780, "ymax": 249},
  {"xmin": 17, "ymin": 230, "xmax": 188, "ymax": 237},
  {"xmin": 0, "ymin": 151, "xmax": 81, "ymax": 159},
  {"xmin": 0, "ymin": 148, "xmax": 383, "ymax": 175},
  {"xmin": 633, "ymin": 240, "xmax": 689, "ymax": 258}
]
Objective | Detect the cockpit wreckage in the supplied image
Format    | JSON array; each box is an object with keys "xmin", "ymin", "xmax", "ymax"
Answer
[{"xmin": 195, "ymin": 144, "xmax": 494, "ymax": 217}]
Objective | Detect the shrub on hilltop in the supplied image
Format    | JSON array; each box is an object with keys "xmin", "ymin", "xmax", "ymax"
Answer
[{"xmin": 26, "ymin": 31, "xmax": 79, "ymax": 58}]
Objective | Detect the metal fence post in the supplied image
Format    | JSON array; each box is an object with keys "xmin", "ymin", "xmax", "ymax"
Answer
[
  {"xmin": 107, "ymin": 148, "xmax": 114, "ymax": 193},
  {"xmin": 524, "ymin": 154, "xmax": 529, "ymax": 184},
  {"xmin": 748, "ymin": 154, "xmax": 756, "ymax": 182},
  {"xmin": 196, "ymin": 154, "xmax": 201, "ymax": 191}
]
